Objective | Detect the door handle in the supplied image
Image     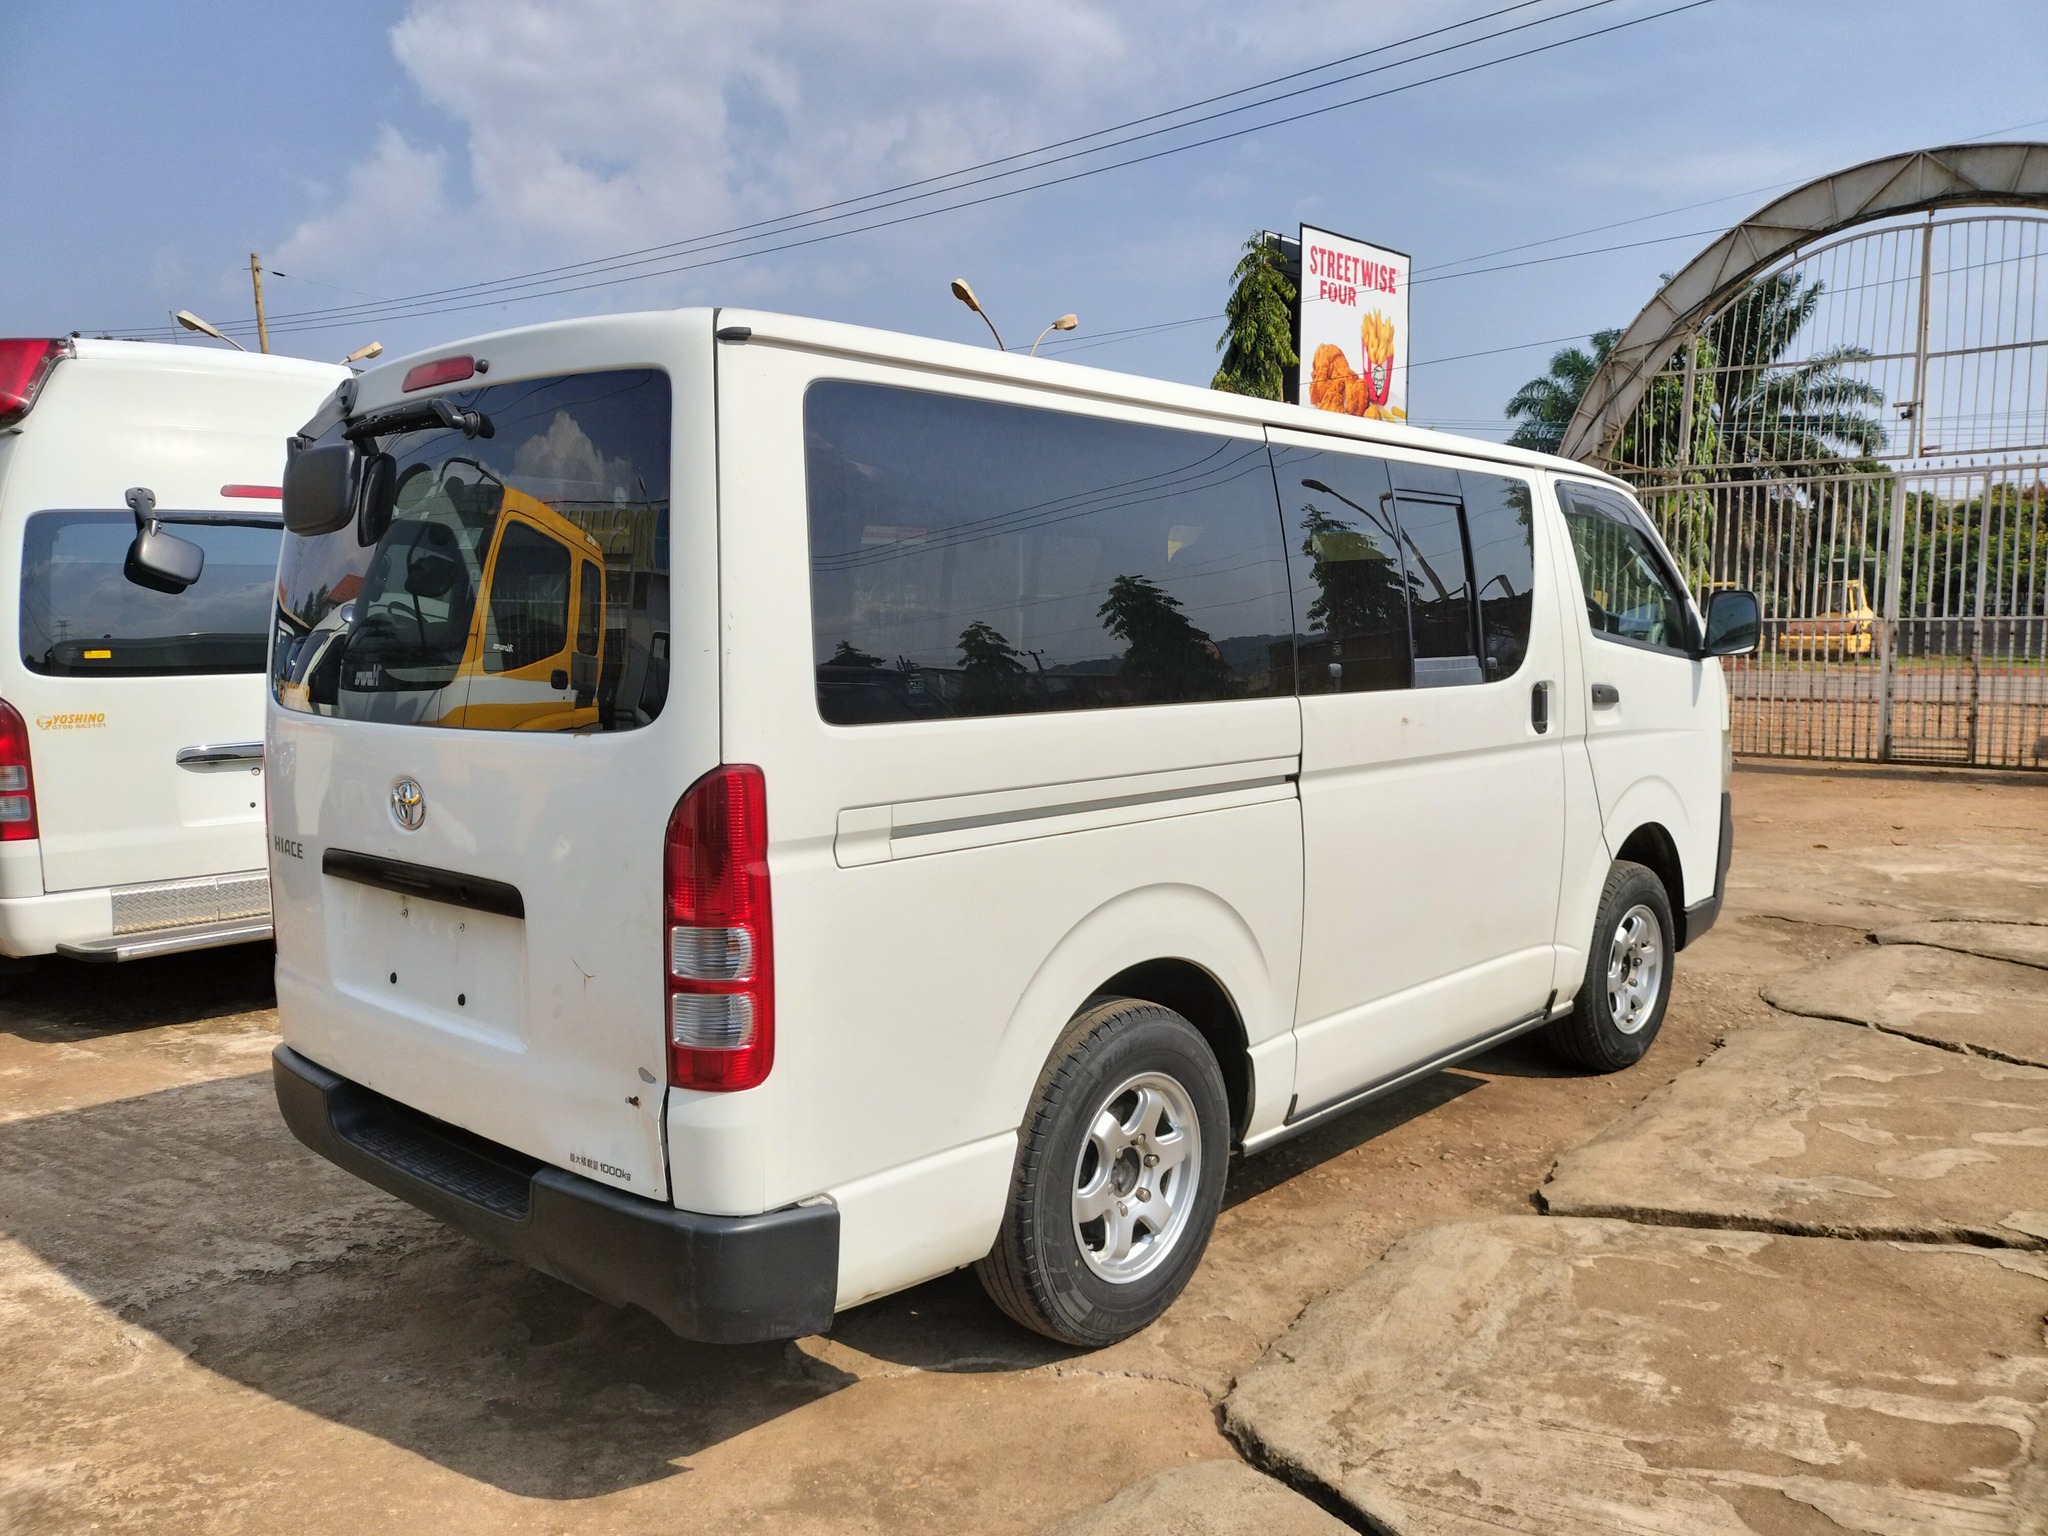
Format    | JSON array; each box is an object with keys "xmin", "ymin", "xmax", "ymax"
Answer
[
  {"xmin": 1530, "ymin": 681, "xmax": 1551, "ymax": 734},
  {"xmin": 176, "ymin": 742, "xmax": 264, "ymax": 767},
  {"xmin": 1590, "ymin": 684, "xmax": 1621, "ymax": 708}
]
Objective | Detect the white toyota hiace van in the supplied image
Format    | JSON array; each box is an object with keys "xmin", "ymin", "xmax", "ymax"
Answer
[
  {"xmin": 0, "ymin": 338, "xmax": 346, "ymax": 963},
  {"xmin": 269, "ymin": 310, "xmax": 1758, "ymax": 1346}
]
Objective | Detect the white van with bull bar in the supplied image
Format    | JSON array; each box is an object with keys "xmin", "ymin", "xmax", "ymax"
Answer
[
  {"xmin": 0, "ymin": 338, "xmax": 345, "ymax": 963},
  {"xmin": 269, "ymin": 310, "xmax": 1758, "ymax": 1346}
]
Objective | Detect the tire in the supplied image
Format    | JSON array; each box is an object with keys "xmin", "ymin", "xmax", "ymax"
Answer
[
  {"xmin": 975, "ymin": 997, "xmax": 1229, "ymax": 1347},
  {"xmin": 1543, "ymin": 860, "xmax": 1675, "ymax": 1073}
]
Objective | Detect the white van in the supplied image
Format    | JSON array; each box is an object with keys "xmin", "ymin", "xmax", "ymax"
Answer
[
  {"xmin": 268, "ymin": 311, "xmax": 1758, "ymax": 1346},
  {"xmin": 0, "ymin": 338, "xmax": 347, "ymax": 963}
]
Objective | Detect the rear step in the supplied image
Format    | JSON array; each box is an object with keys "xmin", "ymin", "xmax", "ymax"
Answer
[{"xmin": 58, "ymin": 915, "xmax": 272, "ymax": 963}]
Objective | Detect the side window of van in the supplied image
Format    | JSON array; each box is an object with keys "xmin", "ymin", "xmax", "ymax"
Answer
[
  {"xmin": 1559, "ymin": 483, "xmax": 1693, "ymax": 654},
  {"xmin": 576, "ymin": 561, "xmax": 602, "ymax": 655},
  {"xmin": 484, "ymin": 522, "xmax": 571, "ymax": 673},
  {"xmin": 1273, "ymin": 446, "xmax": 1536, "ymax": 691},
  {"xmin": 805, "ymin": 382, "xmax": 1294, "ymax": 724}
]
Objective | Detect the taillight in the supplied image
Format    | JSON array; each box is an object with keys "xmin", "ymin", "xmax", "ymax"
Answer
[
  {"xmin": 221, "ymin": 483, "xmax": 283, "ymax": 499},
  {"xmin": 664, "ymin": 765, "xmax": 773, "ymax": 1091},
  {"xmin": 0, "ymin": 339, "xmax": 66, "ymax": 430},
  {"xmin": 402, "ymin": 354, "xmax": 475, "ymax": 392},
  {"xmin": 0, "ymin": 701, "xmax": 37, "ymax": 841}
]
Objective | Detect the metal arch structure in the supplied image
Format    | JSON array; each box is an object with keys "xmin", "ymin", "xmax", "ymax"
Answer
[{"xmin": 1562, "ymin": 141, "xmax": 2048, "ymax": 464}]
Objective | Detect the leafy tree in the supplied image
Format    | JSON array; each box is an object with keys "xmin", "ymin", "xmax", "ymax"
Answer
[
  {"xmin": 1212, "ymin": 233, "xmax": 1298, "ymax": 401},
  {"xmin": 827, "ymin": 639, "xmax": 883, "ymax": 668},
  {"xmin": 1505, "ymin": 330, "xmax": 1619, "ymax": 455},
  {"xmin": 1097, "ymin": 574, "xmax": 1230, "ymax": 700},
  {"xmin": 957, "ymin": 620, "xmax": 1028, "ymax": 711},
  {"xmin": 1703, "ymin": 272, "xmax": 1885, "ymax": 467}
]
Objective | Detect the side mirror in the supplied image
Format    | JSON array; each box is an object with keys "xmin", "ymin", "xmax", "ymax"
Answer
[
  {"xmin": 1702, "ymin": 588, "xmax": 1760, "ymax": 657},
  {"xmin": 282, "ymin": 441, "xmax": 360, "ymax": 536},
  {"xmin": 122, "ymin": 487, "xmax": 205, "ymax": 594}
]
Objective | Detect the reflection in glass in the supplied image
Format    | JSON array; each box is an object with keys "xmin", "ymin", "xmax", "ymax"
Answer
[
  {"xmin": 274, "ymin": 369, "xmax": 671, "ymax": 732},
  {"xmin": 1460, "ymin": 471, "xmax": 1535, "ymax": 679},
  {"xmin": 1561, "ymin": 485, "xmax": 1690, "ymax": 652},
  {"xmin": 22, "ymin": 512, "xmax": 281, "ymax": 676},
  {"xmin": 806, "ymin": 382, "xmax": 1293, "ymax": 724},
  {"xmin": 1273, "ymin": 445, "xmax": 1408, "ymax": 693}
]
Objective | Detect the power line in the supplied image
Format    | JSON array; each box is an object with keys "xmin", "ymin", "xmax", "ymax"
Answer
[{"xmin": 115, "ymin": 0, "xmax": 1719, "ymax": 340}]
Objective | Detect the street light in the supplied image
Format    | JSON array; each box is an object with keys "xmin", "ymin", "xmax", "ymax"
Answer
[
  {"xmin": 173, "ymin": 310, "xmax": 245, "ymax": 351},
  {"xmin": 1030, "ymin": 314, "xmax": 1079, "ymax": 356},
  {"xmin": 341, "ymin": 341, "xmax": 384, "ymax": 365},
  {"xmin": 949, "ymin": 279, "xmax": 1004, "ymax": 350}
]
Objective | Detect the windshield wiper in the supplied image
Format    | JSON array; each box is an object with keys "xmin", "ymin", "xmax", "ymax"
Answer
[{"xmin": 343, "ymin": 397, "xmax": 494, "ymax": 445}]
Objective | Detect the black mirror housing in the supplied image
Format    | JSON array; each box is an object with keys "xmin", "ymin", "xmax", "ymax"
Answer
[
  {"xmin": 1702, "ymin": 588, "xmax": 1761, "ymax": 657},
  {"xmin": 125, "ymin": 523, "xmax": 206, "ymax": 594},
  {"xmin": 283, "ymin": 441, "xmax": 360, "ymax": 536}
]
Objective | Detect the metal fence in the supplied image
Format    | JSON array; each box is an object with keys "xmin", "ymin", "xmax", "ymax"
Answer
[{"xmin": 1615, "ymin": 212, "xmax": 2048, "ymax": 769}]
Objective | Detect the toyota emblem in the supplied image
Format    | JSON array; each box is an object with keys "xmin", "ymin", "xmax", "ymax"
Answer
[{"xmin": 391, "ymin": 777, "xmax": 425, "ymax": 831}]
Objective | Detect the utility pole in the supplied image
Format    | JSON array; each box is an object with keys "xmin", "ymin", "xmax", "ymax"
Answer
[{"xmin": 250, "ymin": 253, "xmax": 271, "ymax": 354}]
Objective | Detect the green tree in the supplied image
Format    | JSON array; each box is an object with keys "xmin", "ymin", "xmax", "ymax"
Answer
[
  {"xmin": 1211, "ymin": 233, "xmax": 1298, "ymax": 401},
  {"xmin": 1097, "ymin": 574, "xmax": 1230, "ymax": 701},
  {"xmin": 1703, "ymin": 272, "xmax": 1885, "ymax": 467},
  {"xmin": 1505, "ymin": 330, "xmax": 1619, "ymax": 455}
]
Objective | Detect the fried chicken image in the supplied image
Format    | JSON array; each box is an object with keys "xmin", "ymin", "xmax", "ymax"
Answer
[{"xmin": 1309, "ymin": 342, "xmax": 1357, "ymax": 413}]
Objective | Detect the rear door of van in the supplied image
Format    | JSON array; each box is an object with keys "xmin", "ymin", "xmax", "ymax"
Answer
[
  {"xmin": 269, "ymin": 314, "xmax": 717, "ymax": 1199},
  {"xmin": 5, "ymin": 347, "xmax": 342, "ymax": 894}
]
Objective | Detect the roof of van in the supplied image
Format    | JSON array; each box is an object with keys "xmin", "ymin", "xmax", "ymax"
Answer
[
  {"xmin": 359, "ymin": 307, "xmax": 1627, "ymax": 490},
  {"xmin": 66, "ymin": 337, "xmax": 348, "ymax": 384}
]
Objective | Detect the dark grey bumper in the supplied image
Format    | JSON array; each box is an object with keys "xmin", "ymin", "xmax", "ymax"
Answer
[{"xmin": 272, "ymin": 1045, "xmax": 838, "ymax": 1344}]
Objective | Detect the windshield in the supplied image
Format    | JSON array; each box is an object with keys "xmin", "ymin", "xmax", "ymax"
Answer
[
  {"xmin": 274, "ymin": 369, "xmax": 671, "ymax": 732},
  {"xmin": 22, "ymin": 511, "xmax": 281, "ymax": 676}
]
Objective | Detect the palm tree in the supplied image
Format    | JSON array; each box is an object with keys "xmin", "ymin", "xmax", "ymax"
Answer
[
  {"xmin": 1212, "ymin": 234, "xmax": 1298, "ymax": 401},
  {"xmin": 1504, "ymin": 330, "xmax": 1619, "ymax": 454},
  {"xmin": 1703, "ymin": 272, "xmax": 1885, "ymax": 467}
]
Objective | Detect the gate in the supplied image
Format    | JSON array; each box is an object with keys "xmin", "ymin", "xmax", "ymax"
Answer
[{"xmin": 1603, "ymin": 199, "xmax": 2048, "ymax": 770}]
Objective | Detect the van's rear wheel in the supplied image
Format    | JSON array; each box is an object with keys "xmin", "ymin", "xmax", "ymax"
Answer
[
  {"xmin": 976, "ymin": 998, "xmax": 1228, "ymax": 1347},
  {"xmin": 1543, "ymin": 860, "xmax": 1674, "ymax": 1073}
]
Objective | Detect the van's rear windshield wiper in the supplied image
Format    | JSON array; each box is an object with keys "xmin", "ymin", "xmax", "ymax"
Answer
[{"xmin": 343, "ymin": 397, "xmax": 494, "ymax": 445}]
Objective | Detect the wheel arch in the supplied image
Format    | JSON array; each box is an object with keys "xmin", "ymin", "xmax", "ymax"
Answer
[{"xmin": 1612, "ymin": 819, "xmax": 1688, "ymax": 943}]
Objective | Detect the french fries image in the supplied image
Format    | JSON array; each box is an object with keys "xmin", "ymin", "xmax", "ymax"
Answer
[{"xmin": 1360, "ymin": 310, "xmax": 1397, "ymax": 420}]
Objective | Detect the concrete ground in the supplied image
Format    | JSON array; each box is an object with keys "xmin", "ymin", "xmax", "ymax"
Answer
[{"xmin": 0, "ymin": 760, "xmax": 2042, "ymax": 1534}]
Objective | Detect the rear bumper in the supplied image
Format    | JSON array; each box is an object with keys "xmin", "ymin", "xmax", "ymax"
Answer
[{"xmin": 272, "ymin": 1045, "xmax": 839, "ymax": 1344}]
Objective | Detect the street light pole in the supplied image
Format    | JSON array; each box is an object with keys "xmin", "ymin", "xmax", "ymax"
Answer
[
  {"xmin": 949, "ymin": 279, "xmax": 1004, "ymax": 350},
  {"xmin": 250, "ymin": 254, "xmax": 271, "ymax": 354},
  {"xmin": 1030, "ymin": 314, "xmax": 1080, "ymax": 356}
]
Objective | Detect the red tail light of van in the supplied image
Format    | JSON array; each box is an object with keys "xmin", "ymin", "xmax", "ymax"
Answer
[
  {"xmin": 0, "ymin": 339, "xmax": 66, "ymax": 430},
  {"xmin": 0, "ymin": 701, "xmax": 38, "ymax": 841},
  {"xmin": 664, "ymin": 765, "xmax": 773, "ymax": 1091}
]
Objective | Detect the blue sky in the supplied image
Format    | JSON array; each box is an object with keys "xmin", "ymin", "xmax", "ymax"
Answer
[{"xmin": 4, "ymin": 0, "xmax": 2045, "ymax": 437}]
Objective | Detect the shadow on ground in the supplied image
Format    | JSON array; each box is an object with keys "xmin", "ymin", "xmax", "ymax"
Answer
[{"xmin": 0, "ymin": 945, "xmax": 276, "ymax": 1043}]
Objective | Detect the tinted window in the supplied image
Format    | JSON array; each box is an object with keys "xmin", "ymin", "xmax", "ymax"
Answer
[
  {"xmin": 1460, "ymin": 471, "xmax": 1535, "ymax": 679},
  {"xmin": 805, "ymin": 383, "xmax": 1293, "ymax": 724},
  {"xmin": 1271, "ymin": 443, "xmax": 1408, "ymax": 692},
  {"xmin": 1560, "ymin": 483, "xmax": 1692, "ymax": 653},
  {"xmin": 1393, "ymin": 496, "xmax": 1475, "ymax": 662},
  {"xmin": 484, "ymin": 522, "xmax": 571, "ymax": 673},
  {"xmin": 22, "ymin": 512, "xmax": 281, "ymax": 676},
  {"xmin": 274, "ymin": 369, "xmax": 671, "ymax": 731}
]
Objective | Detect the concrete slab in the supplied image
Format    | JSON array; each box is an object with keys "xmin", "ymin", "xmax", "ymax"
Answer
[
  {"xmin": 1876, "ymin": 920, "xmax": 2048, "ymax": 971},
  {"xmin": 1224, "ymin": 1217, "xmax": 2048, "ymax": 1536},
  {"xmin": 1763, "ymin": 943, "xmax": 2048, "ymax": 1067},
  {"xmin": 1729, "ymin": 841, "xmax": 2048, "ymax": 930},
  {"xmin": 1543, "ymin": 1018, "xmax": 2048, "ymax": 1247},
  {"xmin": 1046, "ymin": 1459, "xmax": 1349, "ymax": 1536}
]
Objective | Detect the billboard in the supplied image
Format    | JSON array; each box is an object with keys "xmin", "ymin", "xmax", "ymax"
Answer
[{"xmin": 1297, "ymin": 224, "xmax": 1408, "ymax": 423}]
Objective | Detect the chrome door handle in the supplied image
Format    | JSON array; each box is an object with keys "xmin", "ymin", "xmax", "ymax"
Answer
[
  {"xmin": 177, "ymin": 742, "xmax": 265, "ymax": 767},
  {"xmin": 1590, "ymin": 684, "xmax": 1621, "ymax": 708}
]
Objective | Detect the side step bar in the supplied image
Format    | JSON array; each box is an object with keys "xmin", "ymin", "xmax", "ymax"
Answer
[{"xmin": 57, "ymin": 916, "xmax": 273, "ymax": 963}]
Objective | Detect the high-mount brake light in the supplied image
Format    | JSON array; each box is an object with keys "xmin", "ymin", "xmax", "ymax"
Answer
[
  {"xmin": 0, "ymin": 701, "xmax": 38, "ymax": 841},
  {"xmin": 221, "ymin": 483, "xmax": 282, "ymax": 499},
  {"xmin": 0, "ymin": 339, "xmax": 66, "ymax": 430},
  {"xmin": 664, "ymin": 764, "xmax": 773, "ymax": 1092},
  {"xmin": 402, "ymin": 355, "xmax": 475, "ymax": 393}
]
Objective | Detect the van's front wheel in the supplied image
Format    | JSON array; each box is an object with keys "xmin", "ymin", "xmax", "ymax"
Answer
[
  {"xmin": 1544, "ymin": 860, "xmax": 1675, "ymax": 1072},
  {"xmin": 976, "ymin": 998, "xmax": 1228, "ymax": 1347}
]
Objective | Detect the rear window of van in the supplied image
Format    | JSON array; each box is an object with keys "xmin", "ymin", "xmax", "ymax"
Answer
[
  {"xmin": 273, "ymin": 369, "xmax": 671, "ymax": 733},
  {"xmin": 20, "ymin": 512, "xmax": 280, "ymax": 676}
]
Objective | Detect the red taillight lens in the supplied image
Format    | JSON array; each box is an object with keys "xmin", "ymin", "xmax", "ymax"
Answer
[
  {"xmin": 402, "ymin": 354, "xmax": 475, "ymax": 393},
  {"xmin": 664, "ymin": 764, "xmax": 773, "ymax": 1091},
  {"xmin": 0, "ymin": 339, "xmax": 65, "ymax": 429},
  {"xmin": 0, "ymin": 700, "xmax": 38, "ymax": 842}
]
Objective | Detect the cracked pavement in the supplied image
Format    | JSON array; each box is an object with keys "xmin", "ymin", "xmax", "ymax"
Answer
[{"xmin": 1, "ymin": 760, "xmax": 2042, "ymax": 1533}]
